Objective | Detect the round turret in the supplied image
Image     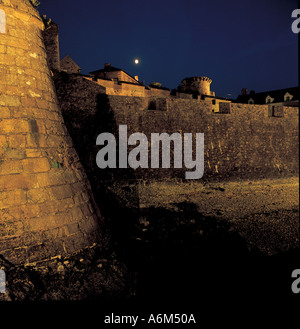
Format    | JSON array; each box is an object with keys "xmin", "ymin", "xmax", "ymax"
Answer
[
  {"xmin": 0, "ymin": 0, "xmax": 102, "ymax": 265},
  {"xmin": 180, "ymin": 76, "xmax": 212, "ymax": 96}
]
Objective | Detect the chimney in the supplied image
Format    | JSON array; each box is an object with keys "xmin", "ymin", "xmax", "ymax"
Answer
[
  {"xmin": 134, "ymin": 75, "xmax": 139, "ymax": 81},
  {"xmin": 250, "ymin": 90, "xmax": 255, "ymax": 95},
  {"xmin": 104, "ymin": 62, "xmax": 111, "ymax": 69},
  {"xmin": 241, "ymin": 88, "xmax": 248, "ymax": 96}
]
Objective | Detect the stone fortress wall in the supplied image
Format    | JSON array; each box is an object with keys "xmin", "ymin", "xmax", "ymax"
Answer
[
  {"xmin": 0, "ymin": 0, "xmax": 298, "ymax": 266},
  {"xmin": 107, "ymin": 96, "xmax": 298, "ymax": 179},
  {"xmin": 0, "ymin": 0, "xmax": 103, "ymax": 265},
  {"xmin": 54, "ymin": 73, "xmax": 299, "ymax": 182}
]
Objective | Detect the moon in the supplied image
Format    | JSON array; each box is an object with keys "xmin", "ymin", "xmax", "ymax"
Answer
[{"xmin": 134, "ymin": 58, "xmax": 139, "ymax": 64}]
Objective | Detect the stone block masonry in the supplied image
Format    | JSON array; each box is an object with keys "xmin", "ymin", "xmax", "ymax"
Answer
[
  {"xmin": 0, "ymin": 0, "xmax": 103, "ymax": 265},
  {"xmin": 106, "ymin": 97, "xmax": 299, "ymax": 180},
  {"xmin": 53, "ymin": 70, "xmax": 299, "ymax": 184}
]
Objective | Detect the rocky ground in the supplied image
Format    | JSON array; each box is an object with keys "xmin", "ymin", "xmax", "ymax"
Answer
[
  {"xmin": 138, "ymin": 177, "xmax": 299, "ymax": 255},
  {"xmin": 0, "ymin": 177, "xmax": 299, "ymax": 303},
  {"xmin": 0, "ymin": 243, "xmax": 134, "ymax": 302}
]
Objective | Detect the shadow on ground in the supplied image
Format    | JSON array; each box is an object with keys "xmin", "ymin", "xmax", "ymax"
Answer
[
  {"xmin": 102, "ymin": 199, "xmax": 299, "ymax": 309},
  {"xmin": 105, "ymin": 200, "xmax": 254, "ymax": 303},
  {"xmin": 1, "ymin": 195, "xmax": 299, "ymax": 306}
]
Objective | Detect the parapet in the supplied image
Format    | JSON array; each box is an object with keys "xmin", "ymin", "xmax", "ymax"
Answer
[{"xmin": 182, "ymin": 76, "xmax": 212, "ymax": 84}]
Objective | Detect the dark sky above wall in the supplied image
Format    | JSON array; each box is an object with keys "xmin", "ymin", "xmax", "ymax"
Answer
[{"xmin": 39, "ymin": 0, "xmax": 298, "ymax": 98}]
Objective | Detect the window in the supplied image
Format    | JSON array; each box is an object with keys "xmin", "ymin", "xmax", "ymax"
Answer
[
  {"xmin": 148, "ymin": 100, "xmax": 156, "ymax": 110},
  {"xmin": 284, "ymin": 92, "xmax": 293, "ymax": 102},
  {"xmin": 248, "ymin": 98, "xmax": 254, "ymax": 104},
  {"xmin": 265, "ymin": 95, "xmax": 274, "ymax": 104},
  {"xmin": 268, "ymin": 106, "xmax": 275, "ymax": 117},
  {"xmin": 268, "ymin": 105, "xmax": 284, "ymax": 117}
]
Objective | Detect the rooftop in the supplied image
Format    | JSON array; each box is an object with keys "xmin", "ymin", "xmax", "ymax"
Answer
[
  {"xmin": 236, "ymin": 86, "xmax": 299, "ymax": 104},
  {"xmin": 90, "ymin": 63, "xmax": 121, "ymax": 74}
]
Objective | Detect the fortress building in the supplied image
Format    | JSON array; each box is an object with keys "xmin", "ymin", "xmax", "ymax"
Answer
[
  {"xmin": 90, "ymin": 63, "xmax": 140, "ymax": 84},
  {"xmin": 175, "ymin": 77, "xmax": 232, "ymax": 112},
  {"xmin": 60, "ymin": 55, "xmax": 81, "ymax": 74},
  {"xmin": 0, "ymin": 0, "xmax": 103, "ymax": 265},
  {"xmin": 41, "ymin": 18, "xmax": 232, "ymax": 108},
  {"xmin": 86, "ymin": 63, "xmax": 150, "ymax": 97},
  {"xmin": 178, "ymin": 76, "xmax": 215, "ymax": 97},
  {"xmin": 0, "ymin": 0, "xmax": 298, "ymax": 266}
]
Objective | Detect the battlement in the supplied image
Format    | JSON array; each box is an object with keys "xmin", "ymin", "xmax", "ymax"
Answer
[
  {"xmin": 179, "ymin": 76, "xmax": 214, "ymax": 96},
  {"xmin": 182, "ymin": 76, "xmax": 212, "ymax": 84}
]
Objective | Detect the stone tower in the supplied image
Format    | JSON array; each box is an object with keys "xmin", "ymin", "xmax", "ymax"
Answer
[
  {"xmin": 180, "ymin": 76, "xmax": 213, "ymax": 96},
  {"xmin": 0, "ymin": 0, "xmax": 102, "ymax": 265},
  {"xmin": 42, "ymin": 18, "xmax": 60, "ymax": 72}
]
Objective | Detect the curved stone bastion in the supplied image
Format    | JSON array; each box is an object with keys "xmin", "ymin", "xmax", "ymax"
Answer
[{"xmin": 0, "ymin": 0, "xmax": 102, "ymax": 265}]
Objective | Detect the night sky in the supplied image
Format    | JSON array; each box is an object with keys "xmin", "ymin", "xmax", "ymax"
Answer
[{"xmin": 39, "ymin": 0, "xmax": 298, "ymax": 98}]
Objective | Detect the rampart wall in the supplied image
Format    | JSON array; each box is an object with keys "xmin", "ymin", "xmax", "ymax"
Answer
[
  {"xmin": 54, "ymin": 73, "xmax": 299, "ymax": 185},
  {"xmin": 84, "ymin": 76, "xmax": 171, "ymax": 98},
  {"xmin": 107, "ymin": 96, "xmax": 299, "ymax": 180}
]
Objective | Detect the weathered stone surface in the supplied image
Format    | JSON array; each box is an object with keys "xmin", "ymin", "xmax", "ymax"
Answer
[
  {"xmin": 54, "ymin": 73, "xmax": 299, "ymax": 184},
  {"xmin": 0, "ymin": 0, "xmax": 103, "ymax": 265}
]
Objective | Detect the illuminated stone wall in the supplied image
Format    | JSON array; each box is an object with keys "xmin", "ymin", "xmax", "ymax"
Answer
[
  {"xmin": 0, "ymin": 0, "xmax": 102, "ymax": 265},
  {"xmin": 105, "ymin": 97, "xmax": 299, "ymax": 180},
  {"xmin": 82, "ymin": 77, "xmax": 170, "ymax": 98},
  {"xmin": 53, "ymin": 70, "xmax": 299, "ymax": 184}
]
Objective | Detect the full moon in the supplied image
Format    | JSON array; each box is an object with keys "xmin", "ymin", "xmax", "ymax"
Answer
[{"xmin": 134, "ymin": 59, "xmax": 139, "ymax": 64}]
